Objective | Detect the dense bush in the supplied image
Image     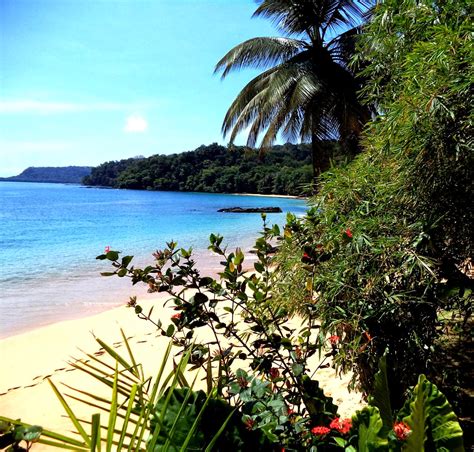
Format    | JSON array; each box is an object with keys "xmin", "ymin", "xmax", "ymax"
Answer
[{"xmin": 274, "ymin": 0, "xmax": 473, "ymax": 416}]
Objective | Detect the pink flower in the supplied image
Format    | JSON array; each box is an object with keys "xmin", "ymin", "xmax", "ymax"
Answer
[
  {"xmin": 171, "ymin": 313, "xmax": 181, "ymax": 320},
  {"xmin": 393, "ymin": 421, "xmax": 411, "ymax": 440},
  {"xmin": 105, "ymin": 246, "xmax": 110, "ymax": 253},
  {"xmin": 311, "ymin": 426, "xmax": 331, "ymax": 436},
  {"xmin": 329, "ymin": 335, "xmax": 340, "ymax": 346},
  {"xmin": 330, "ymin": 417, "xmax": 352, "ymax": 434},
  {"xmin": 344, "ymin": 228, "xmax": 353, "ymax": 239}
]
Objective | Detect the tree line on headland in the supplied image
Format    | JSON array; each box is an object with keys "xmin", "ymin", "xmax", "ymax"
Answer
[{"xmin": 82, "ymin": 142, "xmax": 341, "ymax": 196}]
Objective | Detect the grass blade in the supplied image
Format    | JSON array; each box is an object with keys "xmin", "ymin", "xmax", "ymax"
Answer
[
  {"xmin": 179, "ymin": 391, "xmax": 213, "ymax": 452},
  {"xmin": 90, "ymin": 413, "xmax": 101, "ymax": 452},
  {"xmin": 106, "ymin": 362, "xmax": 119, "ymax": 452},
  {"xmin": 120, "ymin": 329, "xmax": 142, "ymax": 380},
  {"xmin": 117, "ymin": 384, "xmax": 138, "ymax": 450},
  {"xmin": 47, "ymin": 379, "xmax": 91, "ymax": 446}
]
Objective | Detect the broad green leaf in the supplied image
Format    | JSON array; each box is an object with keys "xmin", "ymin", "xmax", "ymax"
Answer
[
  {"xmin": 354, "ymin": 406, "xmax": 389, "ymax": 451},
  {"xmin": 403, "ymin": 374, "xmax": 465, "ymax": 452},
  {"xmin": 369, "ymin": 354, "xmax": 393, "ymax": 432}
]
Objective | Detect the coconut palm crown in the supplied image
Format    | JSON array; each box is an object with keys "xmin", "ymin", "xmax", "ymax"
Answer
[{"xmin": 215, "ymin": 0, "xmax": 373, "ymax": 180}]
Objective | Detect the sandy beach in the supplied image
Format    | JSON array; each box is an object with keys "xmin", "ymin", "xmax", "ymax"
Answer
[{"xmin": 0, "ymin": 292, "xmax": 363, "ymax": 450}]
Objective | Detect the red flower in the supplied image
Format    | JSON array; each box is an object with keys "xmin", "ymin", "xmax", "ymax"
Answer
[
  {"xmin": 329, "ymin": 335, "xmax": 340, "ymax": 346},
  {"xmin": 311, "ymin": 426, "xmax": 331, "ymax": 436},
  {"xmin": 171, "ymin": 313, "xmax": 181, "ymax": 320},
  {"xmin": 295, "ymin": 346, "xmax": 303, "ymax": 360},
  {"xmin": 105, "ymin": 246, "xmax": 110, "ymax": 253},
  {"xmin": 244, "ymin": 418, "xmax": 255, "ymax": 430},
  {"xmin": 269, "ymin": 367, "xmax": 280, "ymax": 380},
  {"xmin": 393, "ymin": 421, "xmax": 411, "ymax": 440},
  {"xmin": 237, "ymin": 376, "xmax": 248, "ymax": 388},
  {"xmin": 344, "ymin": 228, "xmax": 353, "ymax": 239},
  {"xmin": 330, "ymin": 417, "xmax": 352, "ymax": 435}
]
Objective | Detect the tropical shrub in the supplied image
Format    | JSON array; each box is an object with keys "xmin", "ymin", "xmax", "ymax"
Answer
[
  {"xmin": 95, "ymin": 218, "xmax": 464, "ymax": 449},
  {"xmin": 97, "ymin": 218, "xmax": 343, "ymax": 449},
  {"xmin": 273, "ymin": 0, "xmax": 473, "ymax": 412}
]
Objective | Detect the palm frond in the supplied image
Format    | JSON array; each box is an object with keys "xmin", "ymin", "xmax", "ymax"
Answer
[{"xmin": 214, "ymin": 36, "xmax": 305, "ymax": 78}]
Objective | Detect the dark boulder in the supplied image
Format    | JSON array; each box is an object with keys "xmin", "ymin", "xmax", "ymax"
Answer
[{"xmin": 218, "ymin": 207, "xmax": 282, "ymax": 213}]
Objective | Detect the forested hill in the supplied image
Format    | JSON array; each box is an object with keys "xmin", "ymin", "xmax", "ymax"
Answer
[
  {"xmin": 83, "ymin": 142, "xmax": 336, "ymax": 195},
  {"xmin": 1, "ymin": 166, "xmax": 92, "ymax": 184}
]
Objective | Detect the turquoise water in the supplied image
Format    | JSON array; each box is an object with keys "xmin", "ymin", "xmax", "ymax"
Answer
[{"xmin": 0, "ymin": 182, "xmax": 306, "ymax": 337}]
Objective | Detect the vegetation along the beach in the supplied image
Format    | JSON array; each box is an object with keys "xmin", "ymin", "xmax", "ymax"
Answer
[{"xmin": 1, "ymin": 0, "xmax": 472, "ymax": 450}]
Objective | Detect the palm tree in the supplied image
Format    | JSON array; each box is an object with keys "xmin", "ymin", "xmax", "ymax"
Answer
[{"xmin": 215, "ymin": 0, "xmax": 372, "ymax": 183}]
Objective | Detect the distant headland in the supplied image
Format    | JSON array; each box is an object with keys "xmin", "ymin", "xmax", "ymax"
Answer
[{"xmin": 0, "ymin": 166, "xmax": 92, "ymax": 184}]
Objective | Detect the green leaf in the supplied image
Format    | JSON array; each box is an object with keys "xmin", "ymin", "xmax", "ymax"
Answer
[
  {"xmin": 105, "ymin": 362, "xmax": 118, "ymax": 452},
  {"xmin": 333, "ymin": 436, "xmax": 347, "ymax": 447},
  {"xmin": 90, "ymin": 414, "xmax": 101, "ymax": 452},
  {"xmin": 402, "ymin": 374, "xmax": 465, "ymax": 452},
  {"xmin": 353, "ymin": 406, "xmax": 389, "ymax": 451},
  {"xmin": 291, "ymin": 363, "xmax": 304, "ymax": 376},
  {"xmin": 166, "ymin": 324, "xmax": 175, "ymax": 337},
  {"xmin": 100, "ymin": 272, "xmax": 116, "ymax": 277},
  {"xmin": 369, "ymin": 354, "xmax": 393, "ymax": 432},
  {"xmin": 22, "ymin": 425, "xmax": 42, "ymax": 442},
  {"xmin": 105, "ymin": 251, "xmax": 119, "ymax": 261},
  {"xmin": 121, "ymin": 255, "xmax": 133, "ymax": 267},
  {"xmin": 260, "ymin": 421, "xmax": 278, "ymax": 442},
  {"xmin": 117, "ymin": 268, "xmax": 127, "ymax": 277},
  {"xmin": 199, "ymin": 277, "xmax": 214, "ymax": 287},
  {"xmin": 47, "ymin": 379, "xmax": 91, "ymax": 447},
  {"xmin": 194, "ymin": 292, "xmax": 209, "ymax": 304}
]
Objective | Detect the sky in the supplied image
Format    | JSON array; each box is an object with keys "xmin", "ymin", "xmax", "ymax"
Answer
[{"xmin": 0, "ymin": 0, "xmax": 278, "ymax": 176}]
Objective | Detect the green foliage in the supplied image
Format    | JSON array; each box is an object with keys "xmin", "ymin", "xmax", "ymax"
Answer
[
  {"xmin": 273, "ymin": 0, "xmax": 473, "ymax": 405},
  {"xmin": 369, "ymin": 355, "xmax": 392, "ymax": 433},
  {"xmin": 0, "ymin": 421, "xmax": 42, "ymax": 451},
  {"xmin": 98, "ymin": 220, "xmax": 342, "ymax": 449},
  {"xmin": 83, "ymin": 142, "xmax": 329, "ymax": 195},
  {"xmin": 400, "ymin": 374, "xmax": 465, "ymax": 452},
  {"xmin": 149, "ymin": 387, "xmax": 268, "ymax": 451},
  {"xmin": 352, "ymin": 406, "xmax": 389, "ymax": 451},
  {"xmin": 0, "ymin": 333, "xmax": 237, "ymax": 451}
]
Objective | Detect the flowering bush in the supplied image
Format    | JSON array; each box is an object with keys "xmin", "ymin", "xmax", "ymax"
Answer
[
  {"xmin": 98, "ymin": 218, "xmax": 344, "ymax": 449},
  {"xmin": 97, "ymin": 219, "xmax": 465, "ymax": 450}
]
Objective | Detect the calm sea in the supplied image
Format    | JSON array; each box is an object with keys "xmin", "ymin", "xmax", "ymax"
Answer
[{"xmin": 0, "ymin": 182, "xmax": 306, "ymax": 338}]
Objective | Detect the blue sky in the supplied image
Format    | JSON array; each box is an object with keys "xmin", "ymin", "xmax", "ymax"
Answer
[{"xmin": 0, "ymin": 0, "xmax": 277, "ymax": 176}]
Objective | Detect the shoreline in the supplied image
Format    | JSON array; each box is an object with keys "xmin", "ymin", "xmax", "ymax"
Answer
[{"xmin": 0, "ymin": 247, "xmax": 260, "ymax": 341}]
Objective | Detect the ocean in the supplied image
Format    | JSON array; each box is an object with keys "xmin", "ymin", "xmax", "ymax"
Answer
[{"xmin": 0, "ymin": 182, "xmax": 306, "ymax": 338}]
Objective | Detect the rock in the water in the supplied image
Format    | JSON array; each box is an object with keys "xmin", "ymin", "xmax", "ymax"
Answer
[{"xmin": 218, "ymin": 207, "xmax": 282, "ymax": 213}]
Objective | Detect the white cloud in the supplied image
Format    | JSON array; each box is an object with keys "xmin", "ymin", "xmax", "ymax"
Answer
[{"xmin": 124, "ymin": 114, "xmax": 148, "ymax": 133}]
